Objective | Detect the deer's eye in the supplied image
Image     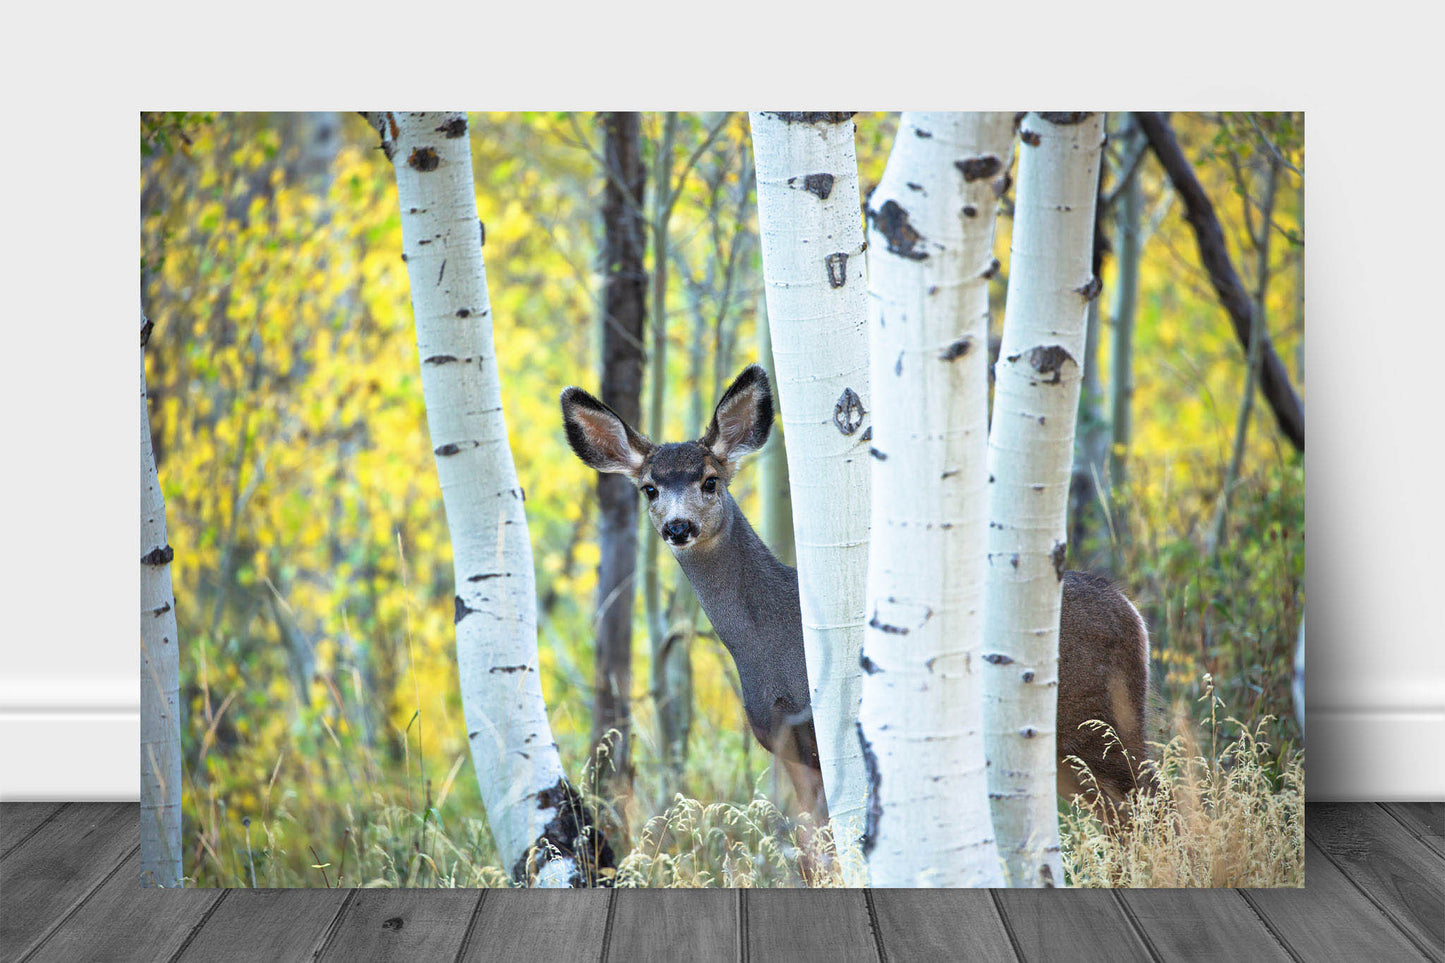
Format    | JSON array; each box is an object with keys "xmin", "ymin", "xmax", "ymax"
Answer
[
  {"xmin": 701, "ymin": 477, "xmax": 718, "ymax": 494},
  {"xmin": 642, "ymin": 484, "xmax": 658, "ymax": 501}
]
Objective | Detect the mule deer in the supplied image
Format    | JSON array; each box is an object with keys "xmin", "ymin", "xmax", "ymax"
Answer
[{"xmin": 561, "ymin": 364, "xmax": 1150, "ymax": 827}]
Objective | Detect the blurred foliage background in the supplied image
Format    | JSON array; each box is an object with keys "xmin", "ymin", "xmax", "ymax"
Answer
[{"xmin": 140, "ymin": 111, "xmax": 1303, "ymax": 887}]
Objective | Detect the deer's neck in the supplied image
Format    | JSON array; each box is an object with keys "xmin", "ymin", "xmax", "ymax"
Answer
[{"xmin": 673, "ymin": 497, "xmax": 798, "ymax": 662}]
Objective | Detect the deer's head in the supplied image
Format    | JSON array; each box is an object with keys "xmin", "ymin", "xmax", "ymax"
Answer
[{"xmin": 561, "ymin": 365, "xmax": 774, "ymax": 553}]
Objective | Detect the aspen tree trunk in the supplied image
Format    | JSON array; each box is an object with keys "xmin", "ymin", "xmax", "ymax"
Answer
[
  {"xmin": 749, "ymin": 111, "xmax": 870, "ymax": 862},
  {"xmin": 642, "ymin": 113, "xmax": 697, "ymax": 783},
  {"xmin": 858, "ymin": 112, "xmax": 1013, "ymax": 886},
  {"xmin": 366, "ymin": 112, "xmax": 613, "ymax": 886},
  {"xmin": 593, "ymin": 111, "xmax": 646, "ymax": 794},
  {"xmin": 140, "ymin": 311, "xmax": 182, "ymax": 888},
  {"xmin": 1109, "ymin": 124, "xmax": 1142, "ymax": 504},
  {"xmin": 983, "ymin": 111, "xmax": 1105, "ymax": 888}
]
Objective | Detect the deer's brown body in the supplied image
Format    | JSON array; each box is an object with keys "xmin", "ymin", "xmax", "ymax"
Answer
[{"xmin": 562, "ymin": 365, "xmax": 1151, "ymax": 827}]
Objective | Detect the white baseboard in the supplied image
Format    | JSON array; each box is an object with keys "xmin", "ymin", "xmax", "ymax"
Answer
[
  {"xmin": 0, "ymin": 712, "xmax": 140, "ymax": 800},
  {"xmin": 1308, "ymin": 707, "xmax": 1445, "ymax": 801},
  {"xmin": 0, "ymin": 680, "xmax": 140, "ymax": 800}
]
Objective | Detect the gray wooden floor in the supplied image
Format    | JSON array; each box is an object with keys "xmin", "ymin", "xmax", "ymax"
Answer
[{"xmin": 1, "ymin": 803, "xmax": 1440, "ymax": 962}]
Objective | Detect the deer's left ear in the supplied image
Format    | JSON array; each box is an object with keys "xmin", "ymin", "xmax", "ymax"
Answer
[{"xmin": 702, "ymin": 365, "xmax": 773, "ymax": 463}]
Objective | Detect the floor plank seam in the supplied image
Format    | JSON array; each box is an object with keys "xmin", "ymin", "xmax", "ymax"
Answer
[
  {"xmin": 986, "ymin": 890, "xmax": 1026, "ymax": 963},
  {"xmin": 1377, "ymin": 802, "xmax": 1423, "ymax": 840},
  {"xmin": 310, "ymin": 888, "xmax": 360, "ymax": 961},
  {"xmin": 1110, "ymin": 890, "xmax": 1163, "ymax": 963},
  {"xmin": 451, "ymin": 888, "xmax": 489, "ymax": 963},
  {"xmin": 1235, "ymin": 888, "xmax": 1307, "ymax": 963},
  {"xmin": 16, "ymin": 842, "xmax": 139, "ymax": 963},
  {"xmin": 1307, "ymin": 837, "xmax": 1439, "ymax": 963},
  {"xmin": 1378, "ymin": 804, "xmax": 1445, "ymax": 869},
  {"xmin": 164, "ymin": 888, "xmax": 231, "ymax": 963},
  {"xmin": 861, "ymin": 890, "xmax": 888, "ymax": 963},
  {"xmin": 0, "ymin": 803, "xmax": 69, "ymax": 863},
  {"xmin": 736, "ymin": 890, "xmax": 748, "ymax": 963},
  {"xmin": 598, "ymin": 887, "xmax": 618, "ymax": 963}
]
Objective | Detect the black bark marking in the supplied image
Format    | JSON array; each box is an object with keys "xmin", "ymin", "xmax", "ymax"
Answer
[
  {"xmin": 867, "ymin": 199, "xmax": 929, "ymax": 261},
  {"xmin": 468, "ymin": 572, "xmax": 508, "ymax": 581},
  {"xmin": 1076, "ymin": 276, "xmax": 1102, "ymax": 301},
  {"xmin": 942, "ymin": 469, "xmax": 959, "ymax": 479},
  {"xmin": 860, "ymin": 652, "xmax": 881, "ymax": 675},
  {"xmin": 151, "ymin": 601, "xmax": 172, "ymax": 617},
  {"xmin": 761, "ymin": 112, "xmax": 855, "ymax": 124},
  {"xmin": 860, "ymin": 425, "xmax": 873, "ymax": 442},
  {"xmin": 434, "ymin": 440, "xmax": 481, "ymax": 456},
  {"xmin": 424, "ymin": 355, "xmax": 460, "ymax": 365},
  {"xmin": 939, "ymin": 337, "xmax": 973, "ymax": 361},
  {"xmin": 468, "ymin": 730, "xmax": 480, "ymax": 739},
  {"xmin": 478, "ymin": 220, "xmax": 486, "ymax": 247},
  {"xmin": 454, "ymin": 595, "xmax": 476, "ymax": 623},
  {"xmin": 1038, "ymin": 111, "xmax": 1092, "ymax": 125},
  {"xmin": 437, "ymin": 259, "xmax": 446, "ymax": 284},
  {"xmin": 803, "ymin": 173, "xmax": 835, "ymax": 199},
  {"xmin": 857, "ymin": 722, "xmax": 882, "ymax": 857},
  {"xmin": 869, "ymin": 447, "xmax": 887, "ymax": 461},
  {"xmin": 906, "ymin": 181, "xmax": 924, "ymax": 192},
  {"xmin": 1039, "ymin": 863, "xmax": 1056, "ymax": 888},
  {"xmin": 512, "ymin": 778, "xmax": 617, "ymax": 887},
  {"xmin": 456, "ymin": 308, "xmax": 471, "ymax": 318},
  {"xmin": 895, "ymin": 351, "xmax": 904, "ymax": 376},
  {"xmin": 983, "ymin": 653, "xmax": 1015, "ymax": 665},
  {"xmin": 1028, "ymin": 345, "xmax": 1076, "ymax": 384},
  {"xmin": 489, "ymin": 664, "xmax": 533, "ymax": 674},
  {"xmin": 962, "ymin": 205, "xmax": 978, "ymax": 218},
  {"xmin": 992, "ymin": 172, "xmax": 1013, "ymax": 198},
  {"xmin": 955, "ymin": 155, "xmax": 1003, "ymax": 182},
  {"xmin": 1011, "ymin": 554, "xmax": 1020, "ymax": 569},
  {"xmin": 141, "ymin": 318, "xmax": 154, "ymax": 347},
  {"xmin": 833, "ymin": 387, "xmax": 866, "ymax": 435},
  {"xmin": 1022, "ymin": 670, "xmax": 1035, "ymax": 683},
  {"xmin": 436, "ymin": 116, "xmax": 468, "ymax": 138},
  {"xmin": 1052, "ymin": 541, "xmax": 1067, "ymax": 580},
  {"xmin": 914, "ymin": 127, "xmax": 933, "ymax": 138},
  {"xmin": 868, "ymin": 609, "xmax": 908, "ymax": 635},
  {"xmin": 982, "ymin": 258, "xmax": 1001, "ymax": 280},
  {"xmin": 1021, "ymin": 727, "xmax": 1038, "ymax": 739},
  {"xmin": 407, "ymin": 146, "xmax": 440, "ymax": 171},
  {"xmin": 825, "ymin": 252, "xmax": 849, "ymax": 288},
  {"xmin": 1020, "ymin": 129, "xmax": 1042, "ymax": 147},
  {"xmin": 141, "ymin": 545, "xmax": 174, "ymax": 566}
]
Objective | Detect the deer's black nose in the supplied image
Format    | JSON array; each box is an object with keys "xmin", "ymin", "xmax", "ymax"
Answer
[{"xmin": 663, "ymin": 519, "xmax": 694, "ymax": 544}]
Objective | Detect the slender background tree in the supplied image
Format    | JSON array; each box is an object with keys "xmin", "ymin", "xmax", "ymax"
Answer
[{"xmin": 591, "ymin": 111, "xmax": 647, "ymax": 800}]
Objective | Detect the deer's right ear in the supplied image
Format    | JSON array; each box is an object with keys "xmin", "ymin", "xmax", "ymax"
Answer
[{"xmin": 560, "ymin": 387, "xmax": 653, "ymax": 476}]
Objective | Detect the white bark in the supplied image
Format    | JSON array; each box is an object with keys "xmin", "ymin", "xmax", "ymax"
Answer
[
  {"xmin": 140, "ymin": 311, "xmax": 182, "ymax": 888},
  {"xmin": 983, "ymin": 111, "xmax": 1105, "ymax": 888},
  {"xmin": 372, "ymin": 112, "xmax": 604, "ymax": 886},
  {"xmin": 749, "ymin": 112, "xmax": 871, "ymax": 868},
  {"xmin": 858, "ymin": 112, "xmax": 1013, "ymax": 887}
]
